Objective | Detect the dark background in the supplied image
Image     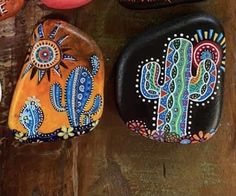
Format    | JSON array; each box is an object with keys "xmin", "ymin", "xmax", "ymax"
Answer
[{"xmin": 0, "ymin": 0, "xmax": 235, "ymax": 195}]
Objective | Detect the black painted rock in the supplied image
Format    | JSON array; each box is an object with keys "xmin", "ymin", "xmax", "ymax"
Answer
[
  {"xmin": 119, "ymin": 0, "xmax": 204, "ymax": 9},
  {"xmin": 116, "ymin": 13, "xmax": 226, "ymax": 144}
]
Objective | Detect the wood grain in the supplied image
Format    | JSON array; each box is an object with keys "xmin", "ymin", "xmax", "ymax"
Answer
[{"xmin": 0, "ymin": 0, "xmax": 235, "ymax": 195}]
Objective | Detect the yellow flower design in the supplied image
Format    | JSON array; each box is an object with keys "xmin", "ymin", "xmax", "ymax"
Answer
[
  {"xmin": 15, "ymin": 132, "xmax": 28, "ymax": 142},
  {"xmin": 58, "ymin": 126, "xmax": 75, "ymax": 140}
]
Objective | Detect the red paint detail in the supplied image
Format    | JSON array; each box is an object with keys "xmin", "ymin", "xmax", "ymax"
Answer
[
  {"xmin": 158, "ymin": 105, "xmax": 165, "ymax": 114},
  {"xmin": 161, "ymin": 90, "xmax": 167, "ymax": 97}
]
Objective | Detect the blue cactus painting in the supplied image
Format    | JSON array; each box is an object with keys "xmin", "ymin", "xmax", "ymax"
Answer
[
  {"xmin": 50, "ymin": 55, "xmax": 103, "ymax": 128},
  {"xmin": 19, "ymin": 96, "xmax": 44, "ymax": 138}
]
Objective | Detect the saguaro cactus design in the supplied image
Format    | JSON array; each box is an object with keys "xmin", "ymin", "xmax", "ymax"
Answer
[
  {"xmin": 50, "ymin": 55, "xmax": 102, "ymax": 128},
  {"xmin": 137, "ymin": 30, "xmax": 225, "ymax": 138}
]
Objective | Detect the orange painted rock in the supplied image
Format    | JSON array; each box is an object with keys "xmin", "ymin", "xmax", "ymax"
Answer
[
  {"xmin": 41, "ymin": 0, "xmax": 92, "ymax": 9},
  {"xmin": 9, "ymin": 20, "xmax": 104, "ymax": 143},
  {"xmin": 0, "ymin": 0, "xmax": 24, "ymax": 21}
]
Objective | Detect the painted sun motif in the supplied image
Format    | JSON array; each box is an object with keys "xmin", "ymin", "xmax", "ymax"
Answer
[
  {"xmin": 22, "ymin": 23, "xmax": 77, "ymax": 83},
  {"xmin": 193, "ymin": 29, "xmax": 226, "ymax": 71}
]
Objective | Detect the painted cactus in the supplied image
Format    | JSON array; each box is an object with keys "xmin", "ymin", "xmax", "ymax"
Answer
[
  {"xmin": 50, "ymin": 55, "xmax": 102, "ymax": 128},
  {"xmin": 140, "ymin": 38, "xmax": 217, "ymax": 136},
  {"xmin": 19, "ymin": 96, "xmax": 44, "ymax": 137}
]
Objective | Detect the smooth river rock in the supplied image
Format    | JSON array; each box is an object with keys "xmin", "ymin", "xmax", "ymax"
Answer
[
  {"xmin": 116, "ymin": 13, "xmax": 226, "ymax": 144},
  {"xmin": 0, "ymin": 0, "xmax": 24, "ymax": 21},
  {"xmin": 41, "ymin": 0, "xmax": 92, "ymax": 9},
  {"xmin": 9, "ymin": 19, "xmax": 104, "ymax": 143},
  {"xmin": 119, "ymin": 0, "xmax": 204, "ymax": 9}
]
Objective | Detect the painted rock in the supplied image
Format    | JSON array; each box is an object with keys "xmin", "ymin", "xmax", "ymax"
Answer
[
  {"xmin": 0, "ymin": 0, "xmax": 24, "ymax": 21},
  {"xmin": 116, "ymin": 13, "xmax": 226, "ymax": 144},
  {"xmin": 119, "ymin": 0, "xmax": 204, "ymax": 9},
  {"xmin": 9, "ymin": 20, "xmax": 104, "ymax": 143},
  {"xmin": 41, "ymin": 0, "xmax": 92, "ymax": 9}
]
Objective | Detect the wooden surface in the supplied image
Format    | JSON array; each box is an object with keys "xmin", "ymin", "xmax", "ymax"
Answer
[{"xmin": 0, "ymin": 0, "xmax": 235, "ymax": 195}]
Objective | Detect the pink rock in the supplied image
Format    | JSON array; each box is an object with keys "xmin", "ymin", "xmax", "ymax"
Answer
[{"xmin": 41, "ymin": 0, "xmax": 92, "ymax": 9}]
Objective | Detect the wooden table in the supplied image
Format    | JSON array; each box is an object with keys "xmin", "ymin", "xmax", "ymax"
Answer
[{"xmin": 0, "ymin": 0, "xmax": 235, "ymax": 195}]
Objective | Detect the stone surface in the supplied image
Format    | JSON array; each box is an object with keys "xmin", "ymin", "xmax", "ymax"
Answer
[
  {"xmin": 0, "ymin": 0, "xmax": 236, "ymax": 195},
  {"xmin": 8, "ymin": 19, "xmax": 104, "ymax": 143},
  {"xmin": 119, "ymin": 0, "xmax": 204, "ymax": 9},
  {"xmin": 41, "ymin": 0, "xmax": 92, "ymax": 9},
  {"xmin": 116, "ymin": 13, "xmax": 226, "ymax": 144},
  {"xmin": 0, "ymin": 0, "xmax": 24, "ymax": 21}
]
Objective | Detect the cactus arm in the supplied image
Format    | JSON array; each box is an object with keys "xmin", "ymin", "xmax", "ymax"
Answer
[
  {"xmin": 50, "ymin": 83, "xmax": 66, "ymax": 112},
  {"xmin": 79, "ymin": 113, "xmax": 92, "ymax": 126},
  {"xmin": 90, "ymin": 55, "xmax": 100, "ymax": 76},
  {"xmin": 65, "ymin": 67, "xmax": 93, "ymax": 127},
  {"xmin": 140, "ymin": 62, "xmax": 161, "ymax": 99},
  {"xmin": 189, "ymin": 59, "xmax": 217, "ymax": 102},
  {"xmin": 87, "ymin": 94, "xmax": 103, "ymax": 116}
]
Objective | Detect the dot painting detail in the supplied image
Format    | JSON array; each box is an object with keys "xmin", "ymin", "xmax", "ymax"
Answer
[
  {"xmin": 8, "ymin": 20, "xmax": 104, "ymax": 143},
  {"xmin": 116, "ymin": 14, "xmax": 226, "ymax": 144}
]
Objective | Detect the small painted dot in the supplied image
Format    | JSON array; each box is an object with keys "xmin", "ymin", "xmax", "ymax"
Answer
[{"xmin": 211, "ymin": 97, "xmax": 215, "ymax": 100}]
